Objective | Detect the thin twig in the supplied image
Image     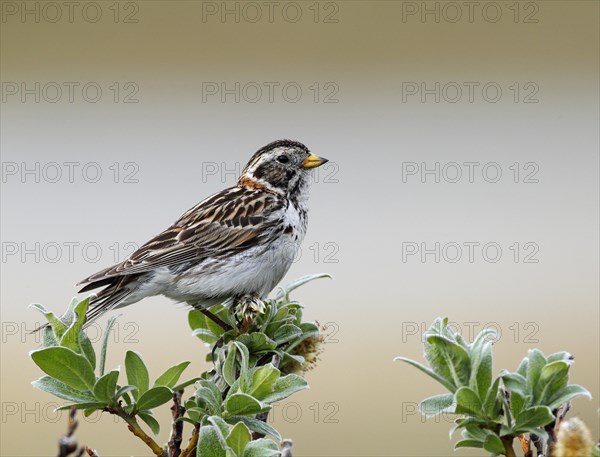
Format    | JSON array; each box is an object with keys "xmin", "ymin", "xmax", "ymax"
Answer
[
  {"xmin": 281, "ymin": 439, "xmax": 293, "ymax": 457},
  {"xmin": 57, "ymin": 407, "xmax": 99, "ymax": 457},
  {"xmin": 168, "ymin": 391, "xmax": 186, "ymax": 457},
  {"xmin": 179, "ymin": 423, "xmax": 200, "ymax": 457}
]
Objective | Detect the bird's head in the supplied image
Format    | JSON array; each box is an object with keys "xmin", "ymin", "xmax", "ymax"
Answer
[{"xmin": 239, "ymin": 140, "xmax": 328, "ymax": 199}]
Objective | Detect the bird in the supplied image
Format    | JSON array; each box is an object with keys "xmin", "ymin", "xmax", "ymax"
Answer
[{"xmin": 73, "ymin": 139, "xmax": 328, "ymax": 327}]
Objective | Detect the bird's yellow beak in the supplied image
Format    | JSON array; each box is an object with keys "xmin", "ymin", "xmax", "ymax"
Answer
[{"xmin": 302, "ymin": 153, "xmax": 329, "ymax": 169}]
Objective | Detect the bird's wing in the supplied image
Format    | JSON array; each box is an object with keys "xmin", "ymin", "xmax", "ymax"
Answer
[{"xmin": 78, "ymin": 187, "xmax": 284, "ymax": 288}]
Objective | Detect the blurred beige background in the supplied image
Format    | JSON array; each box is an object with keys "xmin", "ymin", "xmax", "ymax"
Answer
[{"xmin": 1, "ymin": 1, "xmax": 598, "ymax": 455}]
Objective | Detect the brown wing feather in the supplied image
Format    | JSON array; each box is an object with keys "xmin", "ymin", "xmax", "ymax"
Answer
[{"xmin": 78, "ymin": 186, "xmax": 283, "ymax": 287}]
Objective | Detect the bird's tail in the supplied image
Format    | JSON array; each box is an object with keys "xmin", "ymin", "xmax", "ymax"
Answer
[{"xmin": 30, "ymin": 279, "xmax": 135, "ymax": 334}]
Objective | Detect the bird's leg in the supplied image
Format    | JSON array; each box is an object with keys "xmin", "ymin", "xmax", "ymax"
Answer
[
  {"xmin": 233, "ymin": 294, "xmax": 265, "ymax": 330},
  {"xmin": 200, "ymin": 308, "xmax": 233, "ymax": 332}
]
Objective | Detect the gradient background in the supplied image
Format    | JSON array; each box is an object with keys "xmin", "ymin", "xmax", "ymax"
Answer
[{"xmin": 1, "ymin": 1, "xmax": 598, "ymax": 455}]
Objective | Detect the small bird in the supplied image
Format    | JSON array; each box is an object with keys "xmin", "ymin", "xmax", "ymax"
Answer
[{"xmin": 75, "ymin": 140, "xmax": 328, "ymax": 326}]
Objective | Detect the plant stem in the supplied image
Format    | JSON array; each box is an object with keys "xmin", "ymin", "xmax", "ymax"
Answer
[
  {"xmin": 110, "ymin": 407, "xmax": 166, "ymax": 457},
  {"xmin": 502, "ymin": 437, "xmax": 517, "ymax": 457},
  {"xmin": 179, "ymin": 424, "xmax": 200, "ymax": 457},
  {"xmin": 168, "ymin": 391, "xmax": 185, "ymax": 457}
]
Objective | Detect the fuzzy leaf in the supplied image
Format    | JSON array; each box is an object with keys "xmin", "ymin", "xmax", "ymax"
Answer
[
  {"xmin": 154, "ymin": 361, "xmax": 191, "ymax": 389},
  {"xmin": 454, "ymin": 439, "xmax": 484, "ymax": 449},
  {"xmin": 242, "ymin": 439, "xmax": 280, "ymax": 457},
  {"xmin": 547, "ymin": 384, "xmax": 592, "ymax": 410},
  {"xmin": 273, "ymin": 324, "xmax": 303, "ymax": 345},
  {"xmin": 32, "ymin": 376, "xmax": 96, "ymax": 403},
  {"xmin": 125, "ymin": 351, "xmax": 149, "ymax": 400},
  {"xmin": 483, "ymin": 433, "xmax": 505, "ymax": 455},
  {"xmin": 514, "ymin": 406, "xmax": 554, "ymax": 430},
  {"xmin": 197, "ymin": 425, "xmax": 226, "ymax": 457},
  {"xmin": 419, "ymin": 393, "xmax": 454, "ymax": 417},
  {"xmin": 31, "ymin": 347, "xmax": 96, "ymax": 391},
  {"xmin": 394, "ymin": 357, "xmax": 456, "ymax": 392},
  {"xmin": 99, "ymin": 315, "xmax": 119, "ymax": 377},
  {"xmin": 223, "ymin": 345, "xmax": 238, "ymax": 387},
  {"xmin": 260, "ymin": 374, "xmax": 308, "ymax": 403},
  {"xmin": 227, "ymin": 422, "xmax": 252, "ymax": 457},
  {"xmin": 136, "ymin": 386, "xmax": 173, "ymax": 411},
  {"xmin": 227, "ymin": 416, "xmax": 282, "ymax": 441},
  {"xmin": 196, "ymin": 380, "xmax": 223, "ymax": 416},
  {"xmin": 224, "ymin": 393, "xmax": 265, "ymax": 417},
  {"xmin": 138, "ymin": 411, "xmax": 160, "ymax": 435},
  {"xmin": 454, "ymin": 386, "xmax": 483, "ymax": 417},
  {"xmin": 249, "ymin": 364, "xmax": 280, "ymax": 401},
  {"xmin": 93, "ymin": 370, "xmax": 119, "ymax": 404}
]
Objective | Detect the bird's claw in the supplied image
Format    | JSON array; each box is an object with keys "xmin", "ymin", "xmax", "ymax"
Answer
[{"xmin": 234, "ymin": 294, "xmax": 265, "ymax": 328}]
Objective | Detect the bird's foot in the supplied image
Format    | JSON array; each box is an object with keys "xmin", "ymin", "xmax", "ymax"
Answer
[{"xmin": 234, "ymin": 294, "xmax": 265, "ymax": 330}]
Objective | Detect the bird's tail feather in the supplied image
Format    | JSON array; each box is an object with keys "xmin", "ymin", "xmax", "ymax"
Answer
[{"xmin": 30, "ymin": 281, "xmax": 134, "ymax": 334}]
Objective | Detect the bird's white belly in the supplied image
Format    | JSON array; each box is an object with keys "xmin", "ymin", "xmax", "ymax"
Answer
[{"xmin": 148, "ymin": 201, "xmax": 307, "ymax": 306}]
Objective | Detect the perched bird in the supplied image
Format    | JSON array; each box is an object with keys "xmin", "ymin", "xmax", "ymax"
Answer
[{"xmin": 76, "ymin": 140, "xmax": 328, "ymax": 326}]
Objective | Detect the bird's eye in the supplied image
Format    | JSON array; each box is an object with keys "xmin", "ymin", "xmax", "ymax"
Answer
[{"xmin": 277, "ymin": 155, "xmax": 289, "ymax": 164}]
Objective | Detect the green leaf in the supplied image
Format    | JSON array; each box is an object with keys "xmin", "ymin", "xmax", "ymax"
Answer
[
  {"xmin": 172, "ymin": 377, "xmax": 201, "ymax": 392},
  {"xmin": 526, "ymin": 349, "xmax": 547, "ymax": 392},
  {"xmin": 197, "ymin": 425, "xmax": 226, "ymax": 457},
  {"xmin": 138, "ymin": 411, "xmax": 160, "ymax": 435},
  {"xmin": 514, "ymin": 406, "xmax": 554, "ymax": 431},
  {"xmin": 93, "ymin": 370, "xmax": 119, "ymax": 404},
  {"xmin": 195, "ymin": 380, "xmax": 223, "ymax": 416},
  {"xmin": 483, "ymin": 377, "xmax": 501, "ymax": 419},
  {"xmin": 227, "ymin": 422, "xmax": 252, "ymax": 457},
  {"xmin": 547, "ymin": 351, "xmax": 573, "ymax": 363},
  {"xmin": 249, "ymin": 364, "xmax": 280, "ymax": 401},
  {"xmin": 394, "ymin": 357, "xmax": 456, "ymax": 392},
  {"xmin": 547, "ymin": 384, "xmax": 592, "ymax": 410},
  {"xmin": 260, "ymin": 374, "xmax": 308, "ymax": 403},
  {"xmin": 234, "ymin": 342, "xmax": 251, "ymax": 392},
  {"xmin": 454, "ymin": 439, "xmax": 484, "ymax": 449},
  {"xmin": 468, "ymin": 329, "xmax": 494, "ymax": 400},
  {"xmin": 272, "ymin": 324, "xmax": 303, "ymax": 345},
  {"xmin": 510, "ymin": 391, "xmax": 528, "ymax": 418},
  {"xmin": 154, "ymin": 361, "xmax": 191, "ymax": 389},
  {"xmin": 419, "ymin": 393, "xmax": 454, "ymax": 417},
  {"xmin": 207, "ymin": 416, "xmax": 232, "ymax": 451},
  {"xmin": 224, "ymin": 393, "xmax": 266, "ymax": 416},
  {"xmin": 136, "ymin": 386, "xmax": 173, "ymax": 411},
  {"xmin": 242, "ymin": 438, "xmax": 279, "ymax": 457},
  {"xmin": 60, "ymin": 298, "xmax": 89, "ymax": 355},
  {"xmin": 536, "ymin": 361, "xmax": 569, "ymax": 404},
  {"xmin": 501, "ymin": 371, "xmax": 527, "ymax": 396},
  {"xmin": 30, "ymin": 347, "xmax": 96, "ymax": 391},
  {"xmin": 79, "ymin": 332, "xmax": 96, "ymax": 371},
  {"xmin": 483, "ymin": 433, "xmax": 505, "ymax": 454},
  {"xmin": 227, "ymin": 416, "xmax": 281, "ymax": 441},
  {"xmin": 454, "ymin": 386, "xmax": 483, "ymax": 417},
  {"xmin": 242, "ymin": 440, "xmax": 279, "ymax": 457},
  {"xmin": 114, "ymin": 385, "xmax": 137, "ymax": 402},
  {"xmin": 56, "ymin": 402, "xmax": 108, "ymax": 412},
  {"xmin": 223, "ymin": 345, "xmax": 238, "ymax": 387},
  {"xmin": 29, "ymin": 303, "xmax": 68, "ymax": 340},
  {"xmin": 125, "ymin": 351, "xmax": 149, "ymax": 400},
  {"xmin": 32, "ymin": 376, "xmax": 96, "ymax": 403},
  {"xmin": 275, "ymin": 273, "xmax": 332, "ymax": 301},
  {"xmin": 235, "ymin": 333, "xmax": 277, "ymax": 355},
  {"xmin": 425, "ymin": 334, "xmax": 470, "ymax": 389},
  {"xmin": 99, "ymin": 315, "xmax": 119, "ymax": 377}
]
